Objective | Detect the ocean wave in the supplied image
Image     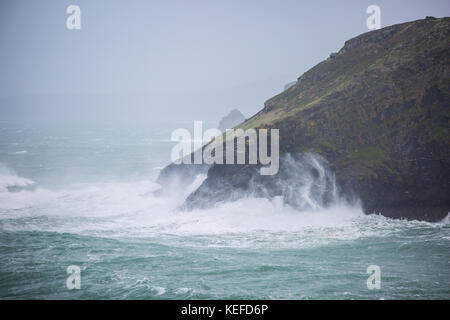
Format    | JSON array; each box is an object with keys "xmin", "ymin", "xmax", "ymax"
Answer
[
  {"xmin": 0, "ymin": 166, "xmax": 446, "ymax": 249},
  {"xmin": 441, "ymin": 212, "xmax": 450, "ymax": 224},
  {"xmin": 0, "ymin": 165, "xmax": 35, "ymax": 193}
]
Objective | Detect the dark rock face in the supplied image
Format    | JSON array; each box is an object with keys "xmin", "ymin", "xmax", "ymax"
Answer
[
  {"xmin": 218, "ymin": 109, "xmax": 246, "ymax": 132},
  {"xmin": 158, "ymin": 18, "xmax": 450, "ymax": 222}
]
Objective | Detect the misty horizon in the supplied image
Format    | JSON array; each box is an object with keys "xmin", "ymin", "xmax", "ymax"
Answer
[{"xmin": 1, "ymin": 0, "xmax": 449, "ymax": 123}]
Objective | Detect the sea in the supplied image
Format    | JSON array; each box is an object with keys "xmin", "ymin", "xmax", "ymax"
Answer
[{"xmin": 0, "ymin": 120, "xmax": 449, "ymax": 299}]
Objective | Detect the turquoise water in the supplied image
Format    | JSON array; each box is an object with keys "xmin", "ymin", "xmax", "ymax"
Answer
[{"xmin": 0, "ymin": 121, "xmax": 449, "ymax": 299}]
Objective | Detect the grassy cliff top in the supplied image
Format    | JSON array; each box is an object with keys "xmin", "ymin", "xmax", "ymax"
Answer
[{"xmin": 240, "ymin": 17, "xmax": 449, "ymax": 131}]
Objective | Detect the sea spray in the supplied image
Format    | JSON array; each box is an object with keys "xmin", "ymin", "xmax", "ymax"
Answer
[
  {"xmin": 182, "ymin": 153, "xmax": 359, "ymax": 211},
  {"xmin": 0, "ymin": 164, "xmax": 35, "ymax": 193}
]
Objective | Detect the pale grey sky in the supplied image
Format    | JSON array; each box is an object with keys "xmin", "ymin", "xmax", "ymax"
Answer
[{"xmin": 0, "ymin": 0, "xmax": 449, "ymax": 122}]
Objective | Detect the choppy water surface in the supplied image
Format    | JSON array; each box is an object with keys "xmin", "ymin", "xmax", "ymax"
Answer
[{"xmin": 0, "ymin": 121, "xmax": 449, "ymax": 299}]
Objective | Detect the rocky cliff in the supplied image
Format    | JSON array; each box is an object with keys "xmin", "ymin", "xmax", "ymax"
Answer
[{"xmin": 159, "ymin": 17, "xmax": 450, "ymax": 222}]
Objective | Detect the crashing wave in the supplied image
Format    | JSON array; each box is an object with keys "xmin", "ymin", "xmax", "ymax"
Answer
[
  {"xmin": 179, "ymin": 152, "xmax": 357, "ymax": 211},
  {"xmin": 0, "ymin": 166, "xmax": 35, "ymax": 192}
]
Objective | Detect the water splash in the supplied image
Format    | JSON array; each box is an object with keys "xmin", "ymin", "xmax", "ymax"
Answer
[{"xmin": 0, "ymin": 165, "xmax": 34, "ymax": 193}]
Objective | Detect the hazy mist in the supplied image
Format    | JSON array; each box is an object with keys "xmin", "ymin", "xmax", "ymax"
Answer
[{"xmin": 1, "ymin": 0, "xmax": 449, "ymax": 123}]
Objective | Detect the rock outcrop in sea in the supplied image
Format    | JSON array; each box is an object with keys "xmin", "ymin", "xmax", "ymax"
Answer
[{"xmin": 218, "ymin": 109, "xmax": 246, "ymax": 132}]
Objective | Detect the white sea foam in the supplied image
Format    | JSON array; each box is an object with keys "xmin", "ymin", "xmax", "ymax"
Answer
[
  {"xmin": 441, "ymin": 212, "xmax": 450, "ymax": 224},
  {"xmin": 0, "ymin": 173, "xmax": 379, "ymax": 251},
  {"xmin": 0, "ymin": 159, "xmax": 444, "ymax": 249},
  {"xmin": 0, "ymin": 165, "xmax": 34, "ymax": 192}
]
